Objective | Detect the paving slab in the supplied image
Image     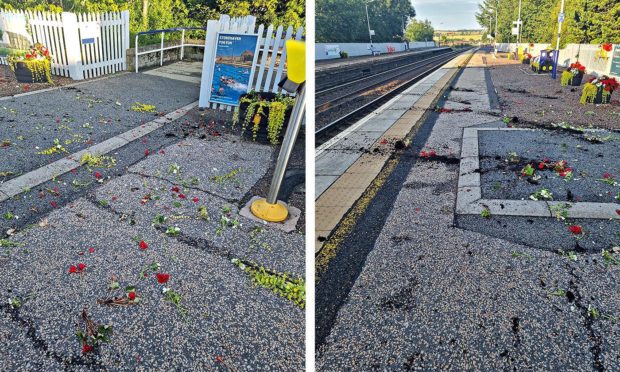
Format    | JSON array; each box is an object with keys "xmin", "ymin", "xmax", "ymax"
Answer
[
  {"xmin": 0, "ymin": 73, "xmax": 199, "ymax": 183},
  {"xmin": 96, "ymin": 173, "xmax": 304, "ymax": 276},
  {"xmin": 128, "ymin": 137, "xmax": 273, "ymax": 202},
  {"xmin": 0, "ymin": 198, "xmax": 303, "ymax": 370}
]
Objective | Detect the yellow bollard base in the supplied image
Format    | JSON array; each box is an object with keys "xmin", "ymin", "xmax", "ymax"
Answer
[{"xmin": 250, "ymin": 198, "xmax": 289, "ymax": 222}]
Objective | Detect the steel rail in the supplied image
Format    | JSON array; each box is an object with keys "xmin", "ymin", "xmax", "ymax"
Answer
[{"xmin": 315, "ymin": 48, "xmax": 471, "ymax": 146}]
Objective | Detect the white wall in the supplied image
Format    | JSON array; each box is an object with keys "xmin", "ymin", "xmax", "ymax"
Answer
[
  {"xmin": 494, "ymin": 42, "xmax": 617, "ymax": 77},
  {"xmin": 315, "ymin": 41, "xmax": 436, "ymax": 60}
]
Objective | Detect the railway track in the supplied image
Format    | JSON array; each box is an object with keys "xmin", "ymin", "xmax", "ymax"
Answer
[{"xmin": 315, "ymin": 48, "xmax": 471, "ymax": 145}]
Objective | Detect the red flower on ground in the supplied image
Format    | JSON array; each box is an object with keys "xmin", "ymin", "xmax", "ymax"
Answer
[
  {"xmin": 215, "ymin": 356, "xmax": 223, "ymax": 363},
  {"xmin": 144, "ymin": 149, "xmax": 149, "ymax": 156},
  {"xmin": 128, "ymin": 291, "xmax": 137, "ymax": 300},
  {"xmin": 192, "ymin": 197, "xmax": 199, "ymax": 203},
  {"xmin": 82, "ymin": 344, "xmax": 93, "ymax": 353},
  {"xmin": 568, "ymin": 225, "xmax": 583, "ymax": 235},
  {"xmin": 139, "ymin": 240, "xmax": 148, "ymax": 250},
  {"xmin": 603, "ymin": 172, "xmax": 613, "ymax": 179},
  {"xmin": 156, "ymin": 273, "xmax": 170, "ymax": 284},
  {"xmin": 178, "ymin": 193, "xmax": 186, "ymax": 199},
  {"xmin": 538, "ymin": 162, "xmax": 545, "ymax": 170},
  {"xmin": 89, "ymin": 247, "xmax": 95, "ymax": 254},
  {"xmin": 380, "ymin": 138, "xmax": 388, "ymax": 145},
  {"xmin": 95, "ymin": 172, "xmax": 102, "ymax": 179},
  {"xmin": 77, "ymin": 263, "xmax": 86, "ymax": 271},
  {"xmin": 159, "ymin": 150, "xmax": 165, "ymax": 155},
  {"xmin": 616, "ymin": 210, "xmax": 620, "ymax": 216},
  {"xmin": 170, "ymin": 186, "xmax": 180, "ymax": 193},
  {"xmin": 69, "ymin": 265, "xmax": 77, "ymax": 273},
  {"xmin": 50, "ymin": 201, "xmax": 58, "ymax": 208}
]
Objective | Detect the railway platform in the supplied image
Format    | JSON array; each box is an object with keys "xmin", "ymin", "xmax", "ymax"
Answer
[
  {"xmin": 315, "ymin": 49, "xmax": 474, "ymax": 251},
  {"xmin": 316, "ymin": 48, "xmax": 620, "ymax": 370}
]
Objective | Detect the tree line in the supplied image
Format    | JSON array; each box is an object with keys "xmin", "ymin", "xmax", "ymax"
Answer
[
  {"xmin": 0, "ymin": 0, "xmax": 304, "ymax": 39},
  {"xmin": 476, "ymin": 0, "xmax": 619, "ymax": 46},
  {"xmin": 316, "ymin": 0, "xmax": 415, "ymax": 43}
]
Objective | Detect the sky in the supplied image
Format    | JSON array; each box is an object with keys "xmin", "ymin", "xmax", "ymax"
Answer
[{"xmin": 412, "ymin": 0, "xmax": 482, "ymax": 30}]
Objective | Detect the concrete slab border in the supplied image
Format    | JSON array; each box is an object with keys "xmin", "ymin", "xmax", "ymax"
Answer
[
  {"xmin": 0, "ymin": 101, "xmax": 198, "ymax": 203},
  {"xmin": 456, "ymin": 127, "xmax": 620, "ymax": 220}
]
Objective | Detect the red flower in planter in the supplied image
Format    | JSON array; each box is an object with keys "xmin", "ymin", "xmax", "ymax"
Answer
[
  {"xmin": 139, "ymin": 240, "xmax": 148, "ymax": 250},
  {"xmin": 156, "ymin": 273, "xmax": 170, "ymax": 284},
  {"xmin": 82, "ymin": 344, "xmax": 93, "ymax": 353},
  {"xmin": 602, "ymin": 43, "xmax": 613, "ymax": 52},
  {"xmin": 128, "ymin": 291, "xmax": 137, "ymax": 301},
  {"xmin": 568, "ymin": 225, "xmax": 583, "ymax": 235}
]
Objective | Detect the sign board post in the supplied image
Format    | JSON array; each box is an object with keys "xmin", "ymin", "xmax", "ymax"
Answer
[{"xmin": 610, "ymin": 45, "xmax": 620, "ymax": 78}]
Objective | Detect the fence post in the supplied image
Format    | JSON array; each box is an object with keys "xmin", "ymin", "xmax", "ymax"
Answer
[
  {"xmin": 121, "ymin": 10, "xmax": 129, "ymax": 70},
  {"xmin": 62, "ymin": 12, "xmax": 83, "ymax": 80},
  {"xmin": 199, "ymin": 19, "xmax": 220, "ymax": 108}
]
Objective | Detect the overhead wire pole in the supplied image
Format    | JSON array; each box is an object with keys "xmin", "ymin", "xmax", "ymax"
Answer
[
  {"xmin": 552, "ymin": 0, "xmax": 565, "ymax": 79},
  {"xmin": 365, "ymin": 0, "xmax": 375, "ymax": 49}
]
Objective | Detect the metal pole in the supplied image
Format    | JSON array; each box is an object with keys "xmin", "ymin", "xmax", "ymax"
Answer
[
  {"xmin": 135, "ymin": 34, "xmax": 139, "ymax": 73},
  {"xmin": 365, "ymin": 3, "xmax": 373, "ymax": 47},
  {"xmin": 552, "ymin": 0, "xmax": 565, "ymax": 79},
  {"xmin": 160, "ymin": 31, "xmax": 164, "ymax": 66},
  {"xmin": 517, "ymin": 0, "xmax": 522, "ymax": 45},
  {"xmin": 181, "ymin": 29, "xmax": 185, "ymax": 61},
  {"xmin": 495, "ymin": 1, "xmax": 499, "ymax": 44},
  {"xmin": 266, "ymin": 84, "xmax": 306, "ymax": 204}
]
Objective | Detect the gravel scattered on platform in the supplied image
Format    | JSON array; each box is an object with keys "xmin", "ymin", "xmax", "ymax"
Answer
[
  {"xmin": 96, "ymin": 173, "xmax": 305, "ymax": 276},
  {"xmin": 0, "ymin": 198, "xmax": 304, "ymax": 370},
  {"xmin": 0, "ymin": 73, "xmax": 199, "ymax": 181},
  {"xmin": 128, "ymin": 137, "xmax": 273, "ymax": 202}
]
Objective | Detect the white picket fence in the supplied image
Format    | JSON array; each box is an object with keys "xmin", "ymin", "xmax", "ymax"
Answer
[
  {"xmin": 0, "ymin": 9, "xmax": 129, "ymax": 80},
  {"xmin": 199, "ymin": 15, "xmax": 304, "ymax": 110}
]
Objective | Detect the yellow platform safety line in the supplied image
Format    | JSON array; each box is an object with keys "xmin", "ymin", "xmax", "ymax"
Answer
[
  {"xmin": 315, "ymin": 49, "xmax": 476, "ymax": 277},
  {"xmin": 251, "ymin": 39, "xmax": 306, "ymax": 223}
]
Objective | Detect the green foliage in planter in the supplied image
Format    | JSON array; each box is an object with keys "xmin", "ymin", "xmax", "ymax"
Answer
[
  {"xmin": 233, "ymin": 92, "xmax": 295, "ymax": 145},
  {"xmin": 561, "ymin": 70, "xmax": 574, "ymax": 86},
  {"xmin": 8, "ymin": 58, "xmax": 53, "ymax": 84},
  {"xmin": 580, "ymin": 82, "xmax": 597, "ymax": 104}
]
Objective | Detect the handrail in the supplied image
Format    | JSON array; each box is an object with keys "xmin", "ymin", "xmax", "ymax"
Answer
[{"xmin": 135, "ymin": 26, "xmax": 207, "ymax": 72}]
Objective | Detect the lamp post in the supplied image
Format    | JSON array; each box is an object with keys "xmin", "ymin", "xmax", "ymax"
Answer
[
  {"xmin": 551, "ymin": 0, "xmax": 565, "ymax": 79},
  {"xmin": 365, "ymin": 0, "xmax": 376, "ymax": 47},
  {"xmin": 495, "ymin": 1, "xmax": 499, "ymax": 44}
]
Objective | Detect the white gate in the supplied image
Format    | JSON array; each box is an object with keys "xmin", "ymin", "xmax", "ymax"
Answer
[
  {"xmin": 199, "ymin": 15, "xmax": 304, "ymax": 110},
  {"xmin": 0, "ymin": 9, "xmax": 129, "ymax": 80}
]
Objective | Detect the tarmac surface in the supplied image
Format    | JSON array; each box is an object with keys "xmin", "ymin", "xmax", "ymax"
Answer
[
  {"xmin": 0, "ymin": 66, "xmax": 305, "ymax": 370},
  {"xmin": 317, "ymin": 50, "xmax": 620, "ymax": 370}
]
